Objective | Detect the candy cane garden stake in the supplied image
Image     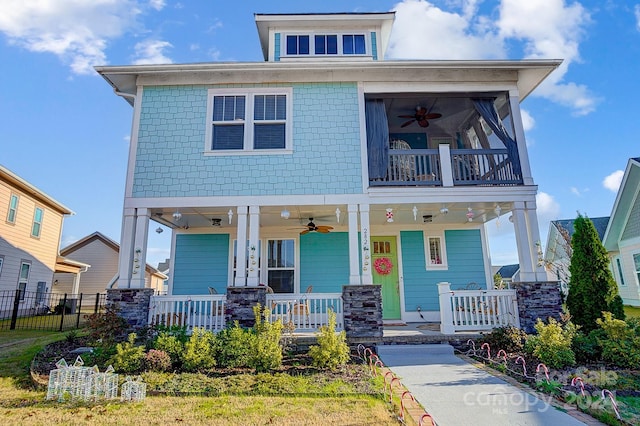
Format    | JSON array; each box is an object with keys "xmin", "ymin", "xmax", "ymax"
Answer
[
  {"xmin": 496, "ymin": 349, "xmax": 507, "ymax": 363},
  {"xmin": 400, "ymin": 391, "xmax": 415, "ymax": 422},
  {"xmin": 515, "ymin": 356, "xmax": 527, "ymax": 378},
  {"xmin": 481, "ymin": 342, "xmax": 491, "ymax": 360},
  {"xmin": 571, "ymin": 377, "xmax": 586, "ymax": 397},
  {"xmin": 536, "ymin": 363, "xmax": 550, "ymax": 383},
  {"xmin": 466, "ymin": 339, "xmax": 477, "ymax": 356},
  {"xmin": 601, "ymin": 389, "xmax": 621, "ymax": 420}
]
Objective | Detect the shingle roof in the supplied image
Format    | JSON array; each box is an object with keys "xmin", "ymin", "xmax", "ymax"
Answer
[
  {"xmin": 497, "ymin": 264, "xmax": 519, "ymax": 279},
  {"xmin": 551, "ymin": 216, "xmax": 610, "ymax": 241}
]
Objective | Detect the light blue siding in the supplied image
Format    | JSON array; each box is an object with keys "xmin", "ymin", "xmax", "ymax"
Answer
[
  {"xmin": 300, "ymin": 232, "xmax": 349, "ymax": 293},
  {"xmin": 401, "ymin": 230, "xmax": 486, "ymax": 311},
  {"xmin": 172, "ymin": 234, "xmax": 229, "ymax": 294},
  {"xmin": 370, "ymin": 32, "xmax": 378, "ymax": 60},
  {"xmin": 274, "ymin": 33, "xmax": 281, "ymax": 61},
  {"xmin": 134, "ymin": 83, "xmax": 362, "ymax": 197}
]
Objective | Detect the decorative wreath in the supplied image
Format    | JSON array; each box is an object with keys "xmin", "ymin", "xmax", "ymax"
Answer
[{"xmin": 374, "ymin": 257, "xmax": 393, "ymax": 275}]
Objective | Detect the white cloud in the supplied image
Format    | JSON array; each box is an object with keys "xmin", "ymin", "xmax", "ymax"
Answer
[
  {"xmin": 603, "ymin": 170, "xmax": 624, "ymax": 192},
  {"xmin": 537, "ymin": 191, "xmax": 561, "ymax": 220},
  {"xmin": 520, "ymin": 109, "xmax": 535, "ymax": 132},
  {"xmin": 635, "ymin": 5, "xmax": 640, "ymax": 31},
  {"xmin": 0, "ymin": 0, "xmax": 144, "ymax": 74},
  {"xmin": 388, "ymin": 0, "xmax": 596, "ymax": 115},
  {"xmin": 149, "ymin": 0, "xmax": 166, "ymax": 11},
  {"xmin": 132, "ymin": 39, "xmax": 173, "ymax": 64},
  {"xmin": 570, "ymin": 186, "xmax": 581, "ymax": 196}
]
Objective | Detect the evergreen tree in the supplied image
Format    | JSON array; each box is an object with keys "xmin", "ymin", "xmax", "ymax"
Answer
[{"xmin": 566, "ymin": 214, "xmax": 625, "ymax": 332}]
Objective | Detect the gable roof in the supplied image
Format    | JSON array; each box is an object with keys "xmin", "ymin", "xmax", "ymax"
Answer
[
  {"xmin": 603, "ymin": 157, "xmax": 640, "ymax": 251},
  {"xmin": 551, "ymin": 216, "xmax": 610, "ymax": 242},
  {"xmin": 496, "ymin": 264, "xmax": 519, "ymax": 279},
  {"xmin": 0, "ymin": 164, "xmax": 74, "ymax": 215},
  {"xmin": 60, "ymin": 231, "xmax": 166, "ymax": 278}
]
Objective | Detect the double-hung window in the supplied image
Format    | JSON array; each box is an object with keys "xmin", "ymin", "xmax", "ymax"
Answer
[
  {"xmin": 207, "ymin": 88, "xmax": 292, "ymax": 154},
  {"xmin": 31, "ymin": 207, "xmax": 43, "ymax": 238},
  {"xmin": 7, "ymin": 194, "xmax": 18, "ymax": 223},
  {"xmin": 424, "ymin": 232, "xmax": 448, "ymax": 270},
  {"xmin": 18, "ymin": 262, "xmax": 30, "ymax": 300},
  {"xmin": 267, "ymin": 239, "xmax": 295, "ymax": 293},
  {"xmin": 634, "ymin": 253, "xmax": 640, "ymax": 287}
]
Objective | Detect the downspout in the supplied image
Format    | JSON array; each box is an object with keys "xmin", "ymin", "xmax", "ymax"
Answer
[{"xmin": 115, "ymin": 90, "xmax": 136, "ymax": 102}]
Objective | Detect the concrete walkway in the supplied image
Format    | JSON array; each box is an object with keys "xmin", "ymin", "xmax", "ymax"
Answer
[{"xmin": 376, "ymin": 344, "xmax": 599, "ymax": 426}]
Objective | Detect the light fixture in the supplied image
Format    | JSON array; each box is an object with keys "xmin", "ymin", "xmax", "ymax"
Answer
[
  {"xmin": 440, "ymin": 205, "xmax": 449, "ymax": 215},
  {"xmin": 155, "ymin": 227, "xmax": 163, "ymax": 234},
  {"xmin": 412, "ymin": 205, "xmax": 418, "ymax": 221},
  {"xmin": 228, "ymin": 209, "xmax": 233, "ymax": 224},
  {"xmin": 211, "ymin": 218, "xmax": 221, "ymax": 227},
  {"xmin": 466, "ymin": 207, "xmax": 475, "ymax": 222},
  {"xmin": 280, "ymin": 208, "xmax": 290, "ymax": 219},
  {"xmin": 335, "ymin": 207, "xmax": 341, "ymax": 223},
  {"xmin": 172, "ymin": 210, "xmax": 182, "ymax": 221}
]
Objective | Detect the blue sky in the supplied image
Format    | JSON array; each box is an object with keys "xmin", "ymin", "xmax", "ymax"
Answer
[{"xmin": 1, "ymin": 0, "xmax": 637, "ymax": 268}]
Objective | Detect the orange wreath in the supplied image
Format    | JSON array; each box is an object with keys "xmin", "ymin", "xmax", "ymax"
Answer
[{"xmin": 374, "ymin": 257, "xmax": 393, "ymax": 275}]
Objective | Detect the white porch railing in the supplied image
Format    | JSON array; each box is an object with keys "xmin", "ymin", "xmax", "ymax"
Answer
[
  {"xmin": 266, "ymin": 293, "xmax": 344, "ymax": 331},
  {"xmin": 148, "ymin": 295, "xmax": 226, "ymax": 333},
  {"xmin": 438, "ymin": 282, "xmax": 520, "ymax": 334}
]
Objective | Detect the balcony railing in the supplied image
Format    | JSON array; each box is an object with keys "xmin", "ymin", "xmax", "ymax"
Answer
[{"xmin": 370, "ymin": 145, "xmax": 522, "ymax": 187}]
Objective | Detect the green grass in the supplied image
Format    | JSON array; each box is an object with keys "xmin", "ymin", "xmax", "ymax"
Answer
[
  {"xmin": 624, "ymin": 305, "xmax": 640, "ymax": 319},
  {"xmin": 0, "ymin": 329, "xmax": 401, "ymax": 425}
]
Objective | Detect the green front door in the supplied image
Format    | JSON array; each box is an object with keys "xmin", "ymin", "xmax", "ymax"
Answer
[{"xmin": 372, "ymin": 236, "xmax": 401, "ymax": 320}]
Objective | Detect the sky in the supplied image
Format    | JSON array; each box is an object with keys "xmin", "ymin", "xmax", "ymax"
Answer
[{"xmin": 1, "ymin": 0, "xmax": 638, "ymax": 268}]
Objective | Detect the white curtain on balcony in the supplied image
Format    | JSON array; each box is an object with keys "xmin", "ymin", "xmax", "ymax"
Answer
[
  {"xmin": 472, "ymin": 98, "xmax": 522, "ymax": 177},
  {"xmin": 365, "ymin": 99, "xmax": 389, "ymax": 179}
]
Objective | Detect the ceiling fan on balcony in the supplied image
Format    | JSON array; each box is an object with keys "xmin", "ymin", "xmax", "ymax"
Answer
[
  {"xmin": 398, "ymin": 104, "xmax": 442, "ymax": 128},
  {"xmin": 299, "ymin": 218, "xmax": 333, "ymax": 235}
]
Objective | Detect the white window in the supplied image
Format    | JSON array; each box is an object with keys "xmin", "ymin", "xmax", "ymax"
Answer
[
  {"xmin": 0, "ymin": 256, "xmax": 3, "ymax": 277},
  {"xmin": 615, "ymin": 256, "xmax": 626, "ymax": 286},
  {"xmin": 7, "ymin": 194, "xmax": 18, "ymax": 223},
  {"xmin": 424, "ymin": 232, "xmax": 448, "ymax": 270},
  {"xmin": 18, "ymin": 262, "xmax": 30, "ymax": 300},
  {"xmin": 266, "ymin": 239, "xmax": 295, "ymax": 293},
  {"xmin": 634, "ymin": 253, "xmax": 640, "ymax": 287},
  {"xmin": 205, "ymin": 88, "xmax": 292, "ymax": 155},
  {"xmin": 31, "ymin": 206, "xmax": 43, "ymax": 238},
  {"xmin": 282, "ymin": 33, "xmax": 368, "ymax": 57}
]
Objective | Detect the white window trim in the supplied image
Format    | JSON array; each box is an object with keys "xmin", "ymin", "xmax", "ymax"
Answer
[
  {"xmin": 7, "ymin": 194, "xmax": 18, "ymax": 224},
  {"xmin": 31, "ymin": 206, "xmax": 43, "ymax": 238},
  {"xmin": 424, "ymin": 231, "xmax": 448, "ymax": 270},
  {"xmin": 614, "ymin": 255, "xmax": 626, "ymax": 286},
  {"xmin": 18, "ymin": 261, "xmax": 30, "ymax": 300},
  {"xmin": 280, "ymin": 31, "xmax": 371, "ymax": 58},
  {"xmin": 204, "ymin": 87, "xmax": 293, "ymax": 156},
  {"xmin": 633, "ymin": 252, "xmax": 640, "ymax": 288}
]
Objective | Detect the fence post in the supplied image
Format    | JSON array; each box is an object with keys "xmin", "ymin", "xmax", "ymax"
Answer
[
  {"xmin": 438, "ymin": 282, "xmax": 455, "ymax": 334},
  {"xmin": 75, "ymin": 293, "xmax": 83, "ymax": 329},
  {"xmin": 93, "ymin": 293, "xmax": 100, "ymax": 315},
  {"xmin": 9, "ymin": 289, "xmax": 21, "ymax": 330},
  {"xmin": 59, "ymin": 294, "xmax": 67, "ymax": 332}
]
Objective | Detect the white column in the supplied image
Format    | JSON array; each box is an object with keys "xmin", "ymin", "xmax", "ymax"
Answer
[
  {"xmin": 359, "ymin": 204, "xmax": 373, "ymax": 284},
  {"xmin": 117, "ymin": 208, "xmax": 137, "ymax": 289},
  {"xmin": 509, "ymin": 90, "xmax": 534, "ymax": 185},
  {"xmin": 525, "ymin": 200, "xmax": 547, "ymax": 281},
  {"xmin": 234, "ymin": 206, "xmax": 248, "ymax": 287},
  {"xmin": 347, "ymin": 204, "xmax": 361, "ymax": 284},
  {"xmin": 130, "ymin": 208, "xmax": 150, "ymax": 288},
  {"xmin": 437, "ymin": 282, "xmax": 455, "ymax": 334},
  {"xmin": 247, "ymin": 205, "xmax": 260, "ymax": 286},
  {"xmin": 439, "ymin": 144, "xmax": 454, "ymax": 187},
  {"xmin": 512, "ymin": 201, "xmax": 535, "ymax": 281}
]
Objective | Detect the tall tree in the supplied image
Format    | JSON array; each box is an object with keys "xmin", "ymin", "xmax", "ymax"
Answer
[{"xmin": 566, "ymin": 214, "xmax": 625, "ymax": 332}]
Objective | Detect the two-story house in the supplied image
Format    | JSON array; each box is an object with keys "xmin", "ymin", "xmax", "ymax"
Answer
[
  {"xmin": 97, "ymin": 12, "xmax": 555, "ymax": 325},
  {"xmin": 0, "ymin": 165, "xmax": 81, "ymax": 314}
]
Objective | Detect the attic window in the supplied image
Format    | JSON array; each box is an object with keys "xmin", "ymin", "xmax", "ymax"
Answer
[
  {"xmin": 282, "ymin": 32, "xmax": 368, "ymax": 57},
  {"xmin": 286, "ymin": 35, "xmax": 309, "ymax": 55}
]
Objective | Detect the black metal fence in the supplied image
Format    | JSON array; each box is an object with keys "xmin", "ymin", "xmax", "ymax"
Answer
[{"xmin": 0, "ymin": 290, "xmax": 106, "ymax": 331}]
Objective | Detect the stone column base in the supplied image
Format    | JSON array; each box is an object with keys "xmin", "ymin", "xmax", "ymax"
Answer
[
  {"xmin": 225, "ymin": 287, "xmax": 267, "ymax": 328},
  {"xmin": 512, "ymin": 281, "xmax": 563, "ymax": 333},
  {"xmin": 106, "ymin": 288, "xmax": 155, "ymax": 330},
  {"xmin": 342, "ymin": 285, "xmax": 383, "ymax": 340}
]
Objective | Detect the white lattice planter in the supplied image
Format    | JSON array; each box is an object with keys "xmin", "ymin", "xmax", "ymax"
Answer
[{"xmin": 121, "ymin": 376, "xmax": 147, "ymax": 402}]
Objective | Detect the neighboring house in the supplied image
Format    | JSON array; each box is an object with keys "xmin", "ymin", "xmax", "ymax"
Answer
[
  {"xmin": 545, "ymin": 216, "xmax": 610, "ymax": 294},
  {"xmin": 53, "ymin": 232, "xmax": 167, "ymax": 296},
  {"xmin": 603, "ymin": 157, "xmax": 640, "ymax": 306},
  {"xmin": 494, "ymin": 264, "xmax": 520, "ymax": 288},
  {"xmin": 0, "ymin": 165, "xmax": 78, "ymax": 311},
  {"xmin": 96, "ymin": 12, "xmax": 555, "ymax": 323}
]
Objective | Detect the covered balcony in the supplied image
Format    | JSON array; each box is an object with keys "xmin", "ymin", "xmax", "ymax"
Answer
[{"xmin": 366, "ymin": 92, "xmax": 524, "ymax": 187}]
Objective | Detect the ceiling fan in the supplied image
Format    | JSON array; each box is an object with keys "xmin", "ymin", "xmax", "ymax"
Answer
[
  {"xmin": 300, "ymin": 218, "xmax": 333, "ymax": 235},
  {"xmin": 398, "ymin": 105, "xmax": 442, "ymax": 128}
]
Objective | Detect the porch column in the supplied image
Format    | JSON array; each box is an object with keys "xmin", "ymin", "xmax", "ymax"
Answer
[
  {"xmin": 359, "ymin": 204, "xmax": 373, "ymax": 284},
  {"xmin": 512, "ymin": 201, "xmax": 536, "ymax": 282},
  {"xmin": 234, "ymin": 206, "xmax": 248, "ymax": 287},
  {"xmin": 347, "ymin": 204, "xmax": 361, "ymax": 284},
  {"xmin": 509, "ymin": 90, "xmax": 534, "ymax": 185},
  {"xmin": 130, "ymin": 208, "xmax": 150, "ymax": 289},
  {"xmin": 117, "ymin": 208, "xmax": 137, "ymax": 289},
  {"xmin": 525, "ymin": 200, "xmax": 548, "ymax": 281},
  {"xmin": 247, "ymin": 205, "xmax": 260, "ymax": 286},
  {"xmin": 439, "ymin": 143, "xmax": 454, "ymax": 187}
]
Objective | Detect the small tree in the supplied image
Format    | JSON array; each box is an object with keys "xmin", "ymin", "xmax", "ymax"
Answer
[{"xmin": 566, "ymin": 214, "xmax": 625, "ymax": 332}]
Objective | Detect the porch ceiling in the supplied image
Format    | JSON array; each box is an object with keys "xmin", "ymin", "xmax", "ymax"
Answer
[{"xmin": 150, "ymin": 202, "xmax": 511, "ymax": 230}]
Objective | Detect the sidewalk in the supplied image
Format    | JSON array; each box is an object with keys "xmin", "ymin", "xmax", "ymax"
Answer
[{"xmin": 376, "ymin": 344, "xmax": 603, "ymax": 426}]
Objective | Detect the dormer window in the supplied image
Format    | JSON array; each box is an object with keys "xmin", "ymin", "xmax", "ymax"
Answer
[{"xmin": 283, "ymin": 33, "xmax": 368, "ymax": 58}]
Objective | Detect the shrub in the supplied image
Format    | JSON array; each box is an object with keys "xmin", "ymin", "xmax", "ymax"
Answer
[
  {"xmin": 85, "ymin": 306, "xmax": 129, "ymax": 346},
  {"xmin": 525, "ymin": 318, "xmax": 576, "ymax": 369},
  {"xmin": 215, "ymin": 322, "xmax": 256, "ymax": 368},
  {"xmin": 572, "ymin": 329, "xmax": 604, "ymax": 364},
  {"xmin": 596, "ymin": 312, "xmax": 640, "ymax": 368},
  {"xmin": 153, "ymin": 328, "xmax": 188, "ymax": 368},
  {"xmin": 478, "ymin": 325, "xmax": 528, "ymax": 353},
  {"xmin": 182, "ymin": 327, "xmax": 216, "ymax": 372},
  {"xmin": 144, "ymin": 349, "xmax": 172, "ymax": 372},
  {"xmin": 309, "ymin": 309, "xmax": 350, "ymax": 370},
  {"xmin": 109, "ymin": 333, "xmax": 146, "ymax": 374},
  {"xmin": 251, "ymin": 305, "xmax": 283, "ymax": 372}
]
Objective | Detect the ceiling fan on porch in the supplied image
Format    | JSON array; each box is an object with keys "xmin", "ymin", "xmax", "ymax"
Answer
[
  {"xmin": 398, "ymin": 104, "xmax": 442, "ymax": 128},
  {"xmin": 300, "ymin": 218, "xmax": 333, "ymax": 235}
]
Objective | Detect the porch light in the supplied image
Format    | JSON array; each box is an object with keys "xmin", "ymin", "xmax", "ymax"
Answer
[
  {"xmin": 172, "ymin": 210, "xmax": 182, "ymax": 221},
  {"xmin": 155, "ymin": 227, "xmax": 163, "ymax": 234},
  {"xmin": 228, "ymin": 209, "xmax": 233, "ymax": 224},
  {"xmin": 280, "ymin": 208, "xmax": 290, "ymax": 219},
  {"xmin": 440, "ymin": 205, "xmax": 449, "ymax": 215}
]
